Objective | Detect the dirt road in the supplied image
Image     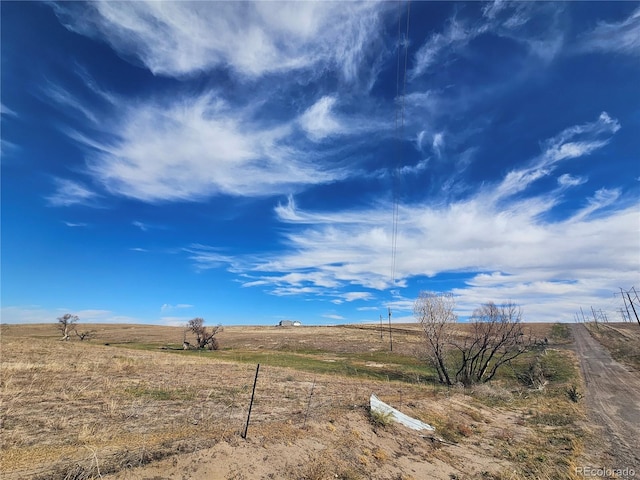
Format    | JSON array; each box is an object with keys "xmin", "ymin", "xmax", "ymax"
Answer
[{"xmin": 571, "ymin": 324, "xmax": 640, "ymax": 470}]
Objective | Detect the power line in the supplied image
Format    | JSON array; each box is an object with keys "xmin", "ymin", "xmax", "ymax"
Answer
[
  {"xmin": 388, "ymin": 0, "xmax": 410, "ymax": 349},
  {"xmin": 390, "ymin": 1, "xmax": 411, "ymax": 287}
]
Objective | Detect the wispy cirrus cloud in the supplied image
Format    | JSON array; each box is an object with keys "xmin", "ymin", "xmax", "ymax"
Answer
[
  {"xmin": 1, "ymin": 103, "xmax": 19, "ymax": 157},
  {"xmin": 194, "ymin": 113, "xmax": 637, "ymax": 322},
  {"xmin": 52, "ymin": 1, "xmax": 390, "ymax": 86},
  {"xmin": 1, "ymin": 103, "xmax": 17, "ymax": 117},
  {"xmin": 132, "ymin": 221, "xmax": 149, "ymax": 232},
  {"xmin": 578, "ymin": 6, "xmax": 640, "ymax": 56},
  {"xmin": 132, "ymin": 221, "xmax": 167, "ymax": 232},
  {"xmin": 40, "ymin": 80, "xmax": 100, "ymax": 125},
  {"xmin": 160, "ymin": 303, "xmax": 193, "ymax": 313},
  {"xmin": 332, "ymin": 292, "xmax": 374, "ymax": 304},
  {"xmin": 490, "ymin": 112, "xmax": 620, "ymax": 202},
  {"xmin": 46, "ymin": 178, "xmax": 99, "ymax": 207},
  {"xmin": 410, "ymin": 1, "xmax": 564, "ymax": 80},
  {"xmin": 69, "ymin": 92, "xmax": 350, "ymax": 203}
]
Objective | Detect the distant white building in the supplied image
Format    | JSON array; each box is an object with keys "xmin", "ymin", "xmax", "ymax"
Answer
[{"xmin": 278, "ymin": 320, "xmax": 302, "ymax": 327}]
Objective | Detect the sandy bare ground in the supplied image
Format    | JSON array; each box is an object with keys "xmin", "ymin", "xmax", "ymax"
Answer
[{"xmin": 571, "ymin": 324, "xmax": 640, "ymax": 470}]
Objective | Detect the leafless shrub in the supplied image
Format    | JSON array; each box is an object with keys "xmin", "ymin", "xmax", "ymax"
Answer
[
  {"xmin": 413, "ymin": 291, "xmax": 457, "ymax": 385},
  {"xmin": 75, "ymin": 329, "xmax": 96, "ymax": 341},
  {"xmin": 186, "ymin": 318, "xmax": 222, "ymax": 350},
  {"xmin": 414, "ymin": 293, "xmax": 538, "ymax": 386},
  {"xmin": 454, "ymin": 302, "xmax": 536, "ymax": 386}
]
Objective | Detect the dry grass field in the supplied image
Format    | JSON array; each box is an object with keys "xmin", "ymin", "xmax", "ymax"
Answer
[
  {"xmin": 584, "ymin": 322, "xmax": 640, "ymax": 371},
  {"xmin": 1, "ymin": 322, "xmax": 593, "ymax": 479}
]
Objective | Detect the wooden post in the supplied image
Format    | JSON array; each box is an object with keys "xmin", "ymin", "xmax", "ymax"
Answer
[
  {"xmin": 388, "ymin": 308, "xmax": 393, "ymax": 352},
  {"xmin": 242, "ymin": 364, "xmax": 260, "ymax": 439},
  {"xmin": 303, "ymin": 378, "xmax": 316, "ymax": 429}
]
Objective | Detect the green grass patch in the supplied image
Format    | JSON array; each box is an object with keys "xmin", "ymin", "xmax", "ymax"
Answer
[
  {"xmin": 502, "ymin": 349, "xmax": 577, "ymax": 386},
  {"xmin": 110, "ymin": 342, "xmax": 437, "ymax": 384},
  {"xmin": 215, "ymin": 349, "xmax": 437, "ymax": 383},
  {"xmin": 550, "ymin": 323, "xmax": 571, "ymax": 343}
]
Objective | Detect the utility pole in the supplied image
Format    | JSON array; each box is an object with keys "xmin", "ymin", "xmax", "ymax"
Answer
[
  {"xmin": 591, "ymin": 306, "xmax": 599, "ymax": 329},
  {"xmin": 599, "ymin": 309, "xmax": 608, "ymax": 323},
  {"xmin": 388, "ymin": 307, "xmax": 393, "ymax": 352},
  {"xmin": 619, "ymin": 308, "xmax": 628, "ymax": 322},
  {"xmin": 620, "ymin": 288, "xmax": 632, "ymax": 323},
  {"xmin": 626, "ymin": 291, "xmax": 640, "ymax": 326}
]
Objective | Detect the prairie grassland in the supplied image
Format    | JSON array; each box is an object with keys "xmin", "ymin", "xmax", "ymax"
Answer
[
  {"xmin": 1, "ymin": 323, "xmax": 589, "ymax": 479},
  {"xmin": 584, "ymin": 322, "xmax": 640, "ymax": 371}
]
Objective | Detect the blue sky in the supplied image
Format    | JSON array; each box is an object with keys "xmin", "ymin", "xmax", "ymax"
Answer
[{"xmin": 2, "ymin": 1, "xmax": 639, "ymax": 326}]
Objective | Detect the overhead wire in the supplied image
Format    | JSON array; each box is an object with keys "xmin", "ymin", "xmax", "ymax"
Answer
[{"xmin": 390, "ymin": 0, "xmax": 411, "ymax": 291}]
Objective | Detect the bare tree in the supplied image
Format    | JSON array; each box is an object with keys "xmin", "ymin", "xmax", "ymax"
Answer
[
  {"xmin": 414, "ymin": 293, "xmax": 537, "ymax": 386},
  {"xmin": 453, "ymin": 302, "xmax": 534, "ymax": 386},
  {"xmin": 413, "ymin": 291, "xmax": 457, "ymax": 385},
  {"xmin": 57, "ymin": 314, "xmax": 79, "ymax": 341},
  {"xmin": 186, "ymin": 318, "xmax": 221, "ymax": 350}
]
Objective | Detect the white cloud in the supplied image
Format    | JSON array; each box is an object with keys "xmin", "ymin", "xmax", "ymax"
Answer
[
  {"xmin": 1, "ymin": 104, "xmax": 19, "ymax": 158},
  {"xmin": 399, "ymin": 158, "xmax": 429, "ymax": 176},
  {"xmin": 161, "ymin": 304, "xmax": 194, "ymax": 313},
  {"xmin": 357, "ymin": 306, "xmax": 380, "ymax": 312},
  {"xmin": 323, "ymin": 314, "xmax": 345, "ymax": 321},
  {"xmin": 1, "ymin": 139, "xmax": 19, "ymax": 158},
  {"xmin": 432, "ymin": 132, "xmax": 445, "ymax": 157},
  {"xmin": 132, "ymin": 221, "xmax": 148, "ymax": 232},
  {"xmin": 410, "ymin": 2, "xmax": 563, "ymax": 80},
  {"xmin": 299, "ymin": 96, "xmax": 342, "ymax": 141},
  {"xmin": 184, "ymin": 244, "xmax": 238, "ymax": 272},
  {"xmin": 411, "ymin": 17, "xmax": 470, "ymax": 79},
  {"xmin": 46, "ymin": 178, "xmax": 99, "ymax": 207},
  {"xmin": 53, "ymin": 1, "xmax": 388, "ymax": 84},
  {"xmin": 342, "ymin": 292, "xmax": 374, "ymax": 302},
  {"xmin": 557, "ymin": 173, "xmax": 586, "ymax": 188},
  {"xmin": 491, "ymin": 112, "xmax": 619, "ymax": 202},
  {"xmin": 74, "ymin": 92, "xmax": 348, "ymax": 202},
  {"xmin": 569, "ymin": 188, "xmax": 621, "ymax": 222},
  {"xmin": 1, "ymin": 103, "xmax": 17, "ymax": 117},
  {"xmin": 63, "ymin": 221, "xmax": 89, "ymax": 228},
  {"xmin": 0, "ymin": 306, "xmax": 142, "ymax": 324},
  {"xmin": 41, "ymin": 81, "xmax": 99, "ymax": 124},
  {"xmin": 218, "ymin": 114, "xmax": 638, "ymax": 322},
  {"xmin": 579, "ymin": 6, "xmax": 640, "ymax": 56}
]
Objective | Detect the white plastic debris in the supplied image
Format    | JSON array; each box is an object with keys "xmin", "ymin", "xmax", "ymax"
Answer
[{"xmin": 370, "ymin": 394, "xmax": 435, "ymax": 432}]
